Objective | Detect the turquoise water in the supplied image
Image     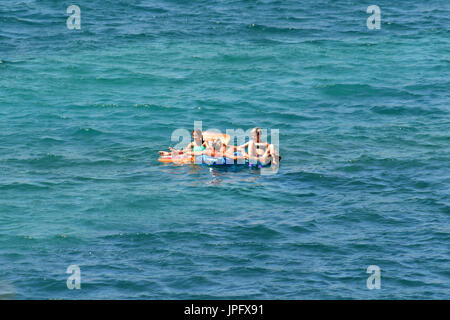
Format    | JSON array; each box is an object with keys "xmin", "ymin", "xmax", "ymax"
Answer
[{"xmin": 1, "ymin": 0, "xmax": 449, "ymax": 299}]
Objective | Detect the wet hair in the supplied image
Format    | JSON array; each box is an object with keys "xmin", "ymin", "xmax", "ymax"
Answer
[{"xmin": 192, "ymin": 129, "xmax": 204, "ymax": 144}]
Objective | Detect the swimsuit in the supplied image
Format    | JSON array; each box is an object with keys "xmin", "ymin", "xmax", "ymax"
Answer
[{"xmin": 193, "ymin": 144, "xmax": 206, "ymax": 152}]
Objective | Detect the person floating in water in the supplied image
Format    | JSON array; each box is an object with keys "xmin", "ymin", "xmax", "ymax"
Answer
[
  {"xmin": 158, "ymin": 127, "xmax": 281, "ymax": 167},
  {"xmin": 206, "ymin": 138, "xmax": 247, "ymax": 162},
  {"xmin": 239, "ymin": 127, "xmax": 281, "ymax": 166},
  {"xmin": 158, "ymin": 129, "xmax": 208, "ymax": 157}
]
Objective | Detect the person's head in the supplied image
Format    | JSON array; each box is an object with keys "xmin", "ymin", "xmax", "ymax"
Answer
[
  {"xmin": 192, "ymin": 129, "xmax": 203, "ymax": 143},
  {"xmin": 251, "ymin": 127, "xmax": 262, "ymax": 142},
  {"xmin": 212, "ymin": 138, "xmax": 224, "ymax": 152}
]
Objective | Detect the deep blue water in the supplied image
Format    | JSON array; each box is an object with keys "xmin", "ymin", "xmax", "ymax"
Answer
[{"xmin": 0, "ymin": 0, "xmax": 449, "ymax": 299}]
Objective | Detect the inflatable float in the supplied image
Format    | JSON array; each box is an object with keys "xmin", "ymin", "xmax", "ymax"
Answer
[
  {"xmin": 158, "ymin": 153, "xmax": 270, "ymax": 167},
  {"xmin": 158, "ymin": 131, "xmax": 270, "ymax": 167}
]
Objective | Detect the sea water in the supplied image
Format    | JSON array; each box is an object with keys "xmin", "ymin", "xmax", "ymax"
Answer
[{"xmin": 0, "ymin": 0, "xmax": 449, "ymax": 299}]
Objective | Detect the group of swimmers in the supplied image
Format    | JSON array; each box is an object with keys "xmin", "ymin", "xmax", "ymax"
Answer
[{"xmin": 159, "ymin": 127, "xmax": 281, "ymax": 166}]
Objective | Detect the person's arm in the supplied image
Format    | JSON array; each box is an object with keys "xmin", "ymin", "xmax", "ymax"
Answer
[
  {"xmin": 184, "ymin": 143, "xmax": 195, "ymax": 153},
  {"xmin": 237, "ymin": 141, "xmax": 250, "ymax": 157},
  {"xmin": 225, "ymin": 147, "xmax": 246, "ymax": 160},
  {"xmin": 239, "ymin": 141, "xmax": 249, "ymax": 149},
  {"xmin": 224, "ymin": 148, "xmax": 237, "ymax": 160},
  {"xmin": 170, "ymin": 142, "xmax": 193, "ymax": 154},
  {"xmin": 203, "ymin": 145, "xmax": 214, "ymax": 156}
]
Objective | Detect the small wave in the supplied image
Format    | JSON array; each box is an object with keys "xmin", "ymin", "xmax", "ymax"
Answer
[
  {"xmin": 14, "ymin": 17, "xmax": 44, "ymax": 25},
  {"xmin": 39, "ymin": 136, "xmax": 65, "ymax": 144},
  {"xmin": 290, "ymin": 242, "xmax": 342, "ymax": 254},
  {"xmin": 219, "ymin": 52, "xmax": 274, "ymax": 63},
  {"xmin": 304, "ymin": 63, "xmax": 353, "ymax": 72},
  {"xmin": 0, "ymin": 182, "xmax": 50, "ymax": 191},
  {"xmin": 166, "ymin": 275, "xmax": 220, "ymax": 289},
  {"xmin": 347, "ymin": 154, "xmax": 425, "ymax": 167},
  {"xmin": 227, "ymin": 266, "xmax": 271, "ymax": 276},
  {"xmin": 100, "ymin": 232, "xmax": 162, "ymax": 243},
  {"xmin": 370, "ymin": 105, "xmax": 443, "ymax": 116},
  {"xmin": 246, "ymin": 23, "xmax": 323, "ymax": 35},
  {"xmin": 231, "ymin": 224, "xmax": 281, "ymax": 239},
  {"xmin": 284, "ymin": 170, "xmax": 344, "ymax": 186},
  {"xmin": 73, "ymin": 127, "xmax": 104, "ymax": 137},
  {"xmin": 0, "ymin": 281, "xmax": 16, "ymax": 300},
  {"xmin": 317, "ymin": 83, "xmax": 419, "ymax": 98},
  {"xmin": 439, "ymin": 205, "xmax": 450, "ymax": 215},
  {"xmin": 403, "ymin": 82, "xmax": 450, "ymax": 94},
  {"xmin": 284, "ymin": 224, "xmax": 314, "ymax": 234},
  {"xmin": 156, "ymin": 230, "xmax": 215, "ymax": 242},
  {"xmin": 115, "ymin": 32, "xmax": 157, "ymax": 41},
  {"xmin": 1, "ymin": 155, "xmax": 65, "ymax": 170}
]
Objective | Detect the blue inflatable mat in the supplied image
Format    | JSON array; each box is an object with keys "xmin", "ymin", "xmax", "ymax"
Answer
[{"xmin": 194, "ymin": 152, "xmax": 271, "ymax": 167}]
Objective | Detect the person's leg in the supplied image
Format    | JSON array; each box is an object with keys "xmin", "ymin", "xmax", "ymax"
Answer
[
  {"xmin": 268, "ymin": 144, "xmax": 279, "ymax": 166},
  {"xmin": 258, "ymin": 147, "xmax": 271, "ymax": 165},
  {"xmin": 247, "ymin": 140, "xmax": 258, "ymax": 165}
]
